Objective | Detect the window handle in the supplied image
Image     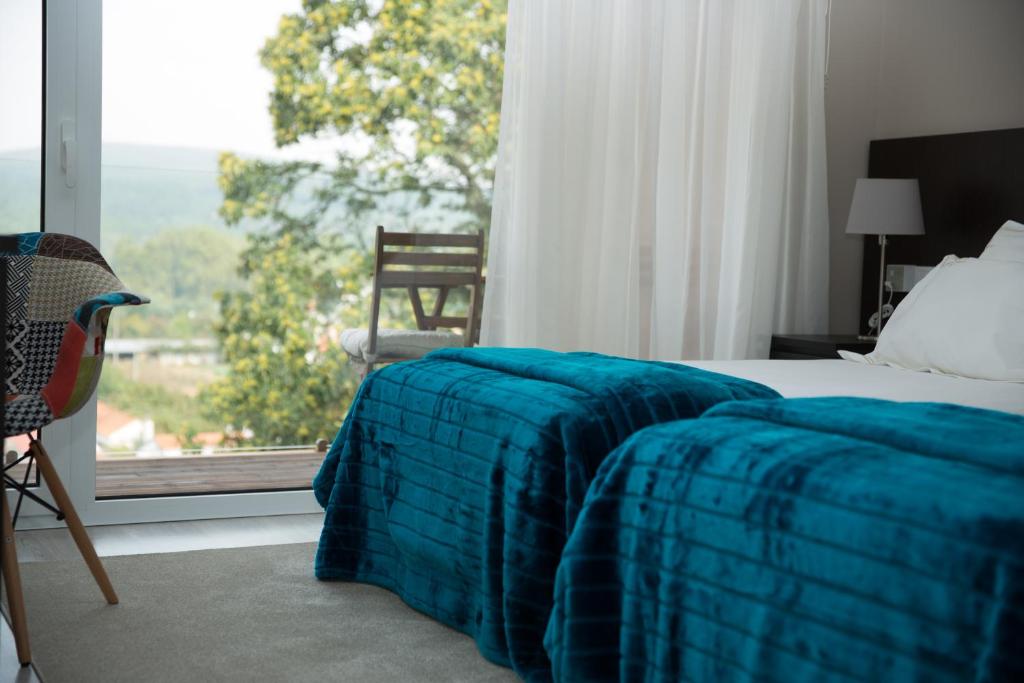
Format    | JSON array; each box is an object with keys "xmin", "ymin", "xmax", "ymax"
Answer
[{"xmin": 61, "ymin": 120, "xmax": 77, "ymax": 188}]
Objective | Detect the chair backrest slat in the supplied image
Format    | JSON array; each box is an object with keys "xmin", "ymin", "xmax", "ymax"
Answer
[
  {"xmin": 377, "ymin": 271, "xmax": 478, "ymax": 288},
  {"xmin": 367, "ymin": 226, "xmax": 485, "ymax": 356},
  {"xmin": 380, "ymin": 252, "xmax": 480, "ymax": 267},
  {"xmin": 423, "ymin": 315, "xmax": 467, "ymax": 328},
  {"xmin": 380, "ymin": 232, "xmax": 479, "ymax": 248}
]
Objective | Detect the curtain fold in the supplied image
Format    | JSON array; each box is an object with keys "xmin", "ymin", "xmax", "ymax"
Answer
[{"xmin": 482, "ymin": 0, "xmax": 830, "ymax": 360}]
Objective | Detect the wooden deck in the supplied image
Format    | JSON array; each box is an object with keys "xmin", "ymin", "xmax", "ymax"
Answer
[
  {"xmin": 5, "ymin": 450, "xmax": 325, "ymax": 499},
  {"xmin": 94, "ymin": 450, "xmax": 325, "ymax": 498}
]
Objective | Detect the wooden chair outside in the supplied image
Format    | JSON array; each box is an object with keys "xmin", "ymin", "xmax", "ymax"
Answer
[{"xmin": 341, "ymin": 226, "xmax": 485, "ymax": 379}]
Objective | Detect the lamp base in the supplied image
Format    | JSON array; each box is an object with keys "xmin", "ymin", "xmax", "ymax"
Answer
[{"xmin": 857, "ymin": 334, "xmax": 878, "ymax": 342}]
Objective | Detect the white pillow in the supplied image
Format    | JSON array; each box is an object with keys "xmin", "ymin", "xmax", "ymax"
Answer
[
  {"xmin": 980, "ymin": 219, "xmax": 1024, "ymax": 263},
  {"xmin": 843, "ymin": 254, "xmax": 1024, "ymax": 382}
]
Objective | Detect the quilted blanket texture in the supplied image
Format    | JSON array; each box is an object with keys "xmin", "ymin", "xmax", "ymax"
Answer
[
  {"xmin": 313, "ymin": 348, "xmax": 778, "ymax": 680},
  {"xmin": 546, "ymin": 397, "xmax": 1024, "ymax": 682}
]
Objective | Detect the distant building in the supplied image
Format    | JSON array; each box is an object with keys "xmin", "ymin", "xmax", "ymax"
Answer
[
  {"xmin": 96, "ymin": 400, "xmax": 225, "ymax": 459},
  {"xmin": 105, "ymin": 337, "xmax": 219, "ymax": 368},
  {"xmin": 97, "ymin": 401, "xmax": 158, "ymax": 457}
]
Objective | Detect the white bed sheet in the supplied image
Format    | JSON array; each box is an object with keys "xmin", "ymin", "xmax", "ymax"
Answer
[{"xmin": 681, "ymin": 359, "xmax": 1024, "ymax": 416}]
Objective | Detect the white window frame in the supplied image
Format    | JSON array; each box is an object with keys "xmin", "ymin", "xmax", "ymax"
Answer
[{"xmin": 14, "ymin": 0, "xmax": 321, "ymax": 529}]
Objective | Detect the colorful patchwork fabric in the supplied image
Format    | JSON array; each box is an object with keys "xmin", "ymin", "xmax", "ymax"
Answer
[{"xmin": 1, "ymin": 233, "xmax": 148, "ymax": 436}]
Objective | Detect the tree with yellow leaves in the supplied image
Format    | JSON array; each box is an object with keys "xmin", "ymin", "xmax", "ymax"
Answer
[
  {"xmin": 219, "ymin": 0, "xmax": 506, "ymax": 234},
  {"xmin": 203, "ymin": 0, "xmax": 507, "ymax": 446},
  {"xmin": 201, "ymin": 233, "xmax": 366, "ymax": 446}
]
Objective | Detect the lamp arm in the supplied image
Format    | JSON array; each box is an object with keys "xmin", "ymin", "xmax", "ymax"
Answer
[{"xmin": 876, "ymin": 234, "xmax": 887, "ymax": 336}]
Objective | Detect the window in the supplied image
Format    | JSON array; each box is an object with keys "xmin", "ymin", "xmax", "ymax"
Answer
[
  {"xmin": 0, "ymin": 0, "xmax": 43, "ymax": 491},
  {"xmin": 21, "ymin": 0, "xmax": 505, "ymax": 522},
  {"xmin": 0, "ymin": 0, "xmax": 43, "ymax": 234},
  {"xmin": 96, "ymin": 0, "xmax": 506, "ymax": 499},
  {"xmin": 97, "ymin": 0, "xmax": 334, "ymax": 497}
]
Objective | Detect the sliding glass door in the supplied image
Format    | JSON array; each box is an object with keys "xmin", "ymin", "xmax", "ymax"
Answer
[
  {"xmin": 94, "ymin": 0, "xmax": 335, "ymax": 500},
  {"xmin": 18, "ymin": 0, "xmax": 321, "ymax": 526}
]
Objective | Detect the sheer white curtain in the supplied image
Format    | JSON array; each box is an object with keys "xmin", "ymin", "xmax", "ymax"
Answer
[{"xmin": 481, "ymin": 0, "xmax": 830, "ymax": 360}]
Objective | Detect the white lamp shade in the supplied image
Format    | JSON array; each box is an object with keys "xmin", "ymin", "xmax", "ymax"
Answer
[{"xmin": 845, "ymin": 178, "xmax": 925, "ymax": 236}]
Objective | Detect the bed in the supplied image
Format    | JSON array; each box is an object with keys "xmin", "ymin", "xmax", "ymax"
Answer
[
  {"xmin": 315, "ymin": 352, "xmax": 1023, "ymax": 682},
  {"xmin": 544, "ymin": 127, "xmax": 1024, "ymax": 682},
  {"xmin": 314, "ymin": 127, "xmax": 1024, "ymax": 682}
]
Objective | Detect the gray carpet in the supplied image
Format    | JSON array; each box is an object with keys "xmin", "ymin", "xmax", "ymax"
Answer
[{"xmin": 17, "ymin": 542, "xmax": 519, "ymax": 683}]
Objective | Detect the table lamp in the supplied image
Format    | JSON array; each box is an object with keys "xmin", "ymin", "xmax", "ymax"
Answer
[{"xmin": 845, "ymin": 178, "xmax": 925, "ymax": 340}]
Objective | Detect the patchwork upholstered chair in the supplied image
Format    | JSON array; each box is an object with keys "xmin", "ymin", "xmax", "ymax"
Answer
[
  {"xmin": 341, "ymin": 226, "xmax": 485, "ymax": 379},
  {"xmin": 0, "ymin": 232, "xmax": 147, "ymax": 667}
]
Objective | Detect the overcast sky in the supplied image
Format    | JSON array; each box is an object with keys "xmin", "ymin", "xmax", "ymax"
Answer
[
  {"xmin": 0, "ymin": 1, "xmax": 42, "ymax": 155},
  {"xmin": 1, "ymin": 0, "xmax": 335, "ymax": 163}
]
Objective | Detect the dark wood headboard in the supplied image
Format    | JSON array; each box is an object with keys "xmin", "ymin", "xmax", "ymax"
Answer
[{"xmin": 859, "ymin": 127, "xmax": 1024, "ymax": 334}]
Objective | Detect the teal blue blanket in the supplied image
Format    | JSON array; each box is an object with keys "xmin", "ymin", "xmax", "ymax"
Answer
[
  {"xmin": 314, "ymin": 348, "xmax": 778, "ymax": 679},
  {"xmin": 546, "ymin": 397, "xmax": 1024, "ymax": 682}
]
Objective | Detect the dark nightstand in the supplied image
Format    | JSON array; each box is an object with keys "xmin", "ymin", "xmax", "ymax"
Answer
[{"xmin": 769, "ymin": 334, "xmax": 875, "ymax": 360}]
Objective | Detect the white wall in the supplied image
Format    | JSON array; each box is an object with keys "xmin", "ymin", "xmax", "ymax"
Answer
[{"xmin": 825, "ymin": 0, "xmax": 1024, "ymax": 333}]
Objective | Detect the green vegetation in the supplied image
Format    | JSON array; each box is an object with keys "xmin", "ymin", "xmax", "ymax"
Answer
[
  {"xmin": 200, "ymin": 233, "xmax": 363, "ymax": 446},
  {"xmin": 219, "ymin": 0, "xmax": 506, "ymax": 234},
  {"xmin": 203, "ymin": 0, "xmax": 508, "ymax": 446},
  {"xmin": 99, "ymin": 145, "xmax": 234, "ymax": 240},
  {"xmin": 0, "ymin": 0, "xmax": 510, "ymax": 450},
  {"xmin": 0, "ymin": 156, "xmax": 41, "ymax": 233},
  {"xmin": 108, "ymin": 226, "xmax": 247, "ymax": 339},
  {"xmin": 98, "ymin": 363, "xmax": 220, "ymax": 448}
]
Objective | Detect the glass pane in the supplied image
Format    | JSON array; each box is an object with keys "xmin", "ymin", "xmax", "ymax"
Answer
[
  {"xmin": 0, "ymin": 0, "xmax": 42, "ymax": 478},
  {"xmin": 98, "ymin": 0, "xmax": 506, "ymax": 497},
  {"xmin": 0, "ymin": 0, "xmax": 42, "ymax": 234}
]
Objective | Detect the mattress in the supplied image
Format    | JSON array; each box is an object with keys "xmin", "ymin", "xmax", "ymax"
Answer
[{"xmin": 682, "ymin": 358, "xmax": 1024, "ymax": 415}]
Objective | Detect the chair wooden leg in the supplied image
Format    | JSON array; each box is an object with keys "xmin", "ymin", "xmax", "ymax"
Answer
[
  {"xmin": 29, "ymin": 441, "xmax": 118, "ymax": 605},
  {"xmin": 354, "ymin": 361, "xmax": 374, "ymax": 382},
  {"xmin": 1, "ymin": 482, "xmax": 32, "ymax": 665}
]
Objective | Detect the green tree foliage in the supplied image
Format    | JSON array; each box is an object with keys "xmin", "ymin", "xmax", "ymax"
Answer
[
  {"xmin": 200, "ymin": 233, "xmax": 365, "ymax": 446},
  {"xmin": 219, "ymin": 0, "xmax": 507, "ymax": 235},
  {"xmin": 108, "ymin": 226, "xmax": 246, "ymax": 339},
  {"xmin": 202, "ymin": 0, "xmax": 507, "ymax": 446}
]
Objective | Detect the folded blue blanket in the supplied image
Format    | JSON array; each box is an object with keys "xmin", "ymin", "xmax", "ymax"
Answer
[
  {"xmin": 314, "ymin": 348, "xmax": 778, "ymax": 680},
  {"xmin": 546, "ymin": 397, "xmax": 1024, "ymax": 682}
]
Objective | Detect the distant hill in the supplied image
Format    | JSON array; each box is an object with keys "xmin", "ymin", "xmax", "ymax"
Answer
[
  {"xmin": 0, "ymin": 144, "xmax": 231, "ymax": 239},
  {"xmin": 0, "ymin": 143, "xmax": 472, "ymax": 241},
  {"xmin": 0, "ymin": 149, "xmax": 43, "ymax": 233},
  {"xmin": 1, "ymin": 143, "xmax": 478, "ymax": 343},
  {"xmin": 101, "ymin": 144, "xmax": 231, "ymax": 240}
]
